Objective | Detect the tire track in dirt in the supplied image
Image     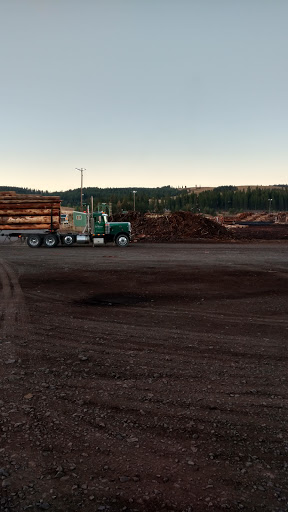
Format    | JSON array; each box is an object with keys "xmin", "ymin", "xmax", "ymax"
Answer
[{"xmin": 0, "ymin": 258, "xmax": 30, "ymax": 342}]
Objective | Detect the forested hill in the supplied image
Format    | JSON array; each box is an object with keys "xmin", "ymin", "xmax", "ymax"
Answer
[
  {"xmin": 0, "ymin": 186, "xmax": 181, "ymax": 212},
  {"xmin": 1, "ymin": 185, "xmax": 288, "ymax": 214}
]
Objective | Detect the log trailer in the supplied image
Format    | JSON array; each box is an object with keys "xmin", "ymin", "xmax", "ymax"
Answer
[{"xmin": 0, "ymin": 192, "xmax": 131, "ymax": 248}]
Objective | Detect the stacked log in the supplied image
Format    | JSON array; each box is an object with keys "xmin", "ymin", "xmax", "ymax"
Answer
[{"xmin": 0, "ymin": 191, "xmax": 61, "ymax": 230}]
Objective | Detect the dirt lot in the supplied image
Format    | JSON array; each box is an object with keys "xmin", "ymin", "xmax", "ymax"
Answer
[{"xmin": 1, "ymin": 241, "xmax": 288, "ymax": 512}]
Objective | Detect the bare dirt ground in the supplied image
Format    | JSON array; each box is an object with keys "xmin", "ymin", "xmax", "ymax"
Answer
[
  {"xmin": 1, "ymin": 241, "xmax": 288, "ymax": 512},
  {"xmin": 233, "ymin": 225, "xmax": 288, "ymax": 241}
]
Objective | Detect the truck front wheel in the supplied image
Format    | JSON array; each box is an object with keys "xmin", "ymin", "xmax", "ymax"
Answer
[
  {"xmin": 43, "ymin": 234, "xmax": 59, "ymax": 248},
  {"xmin": 115, "ymin": 233, "xmax": 129, "ymax": 247},
  {"xmin": 27, "ymin": 235, "xmax": 43, "ymax": 248}
]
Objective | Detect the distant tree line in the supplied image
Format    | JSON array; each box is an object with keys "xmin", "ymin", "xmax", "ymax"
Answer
[
  {"xmin": 1, "ymin": 184, "xmax": 288, "ymax": 214},
  {"xmin": 172, "ymin": 186, "xmax": 288, "ymax": 215}
]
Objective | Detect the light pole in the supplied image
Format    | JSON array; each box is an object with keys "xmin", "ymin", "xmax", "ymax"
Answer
[
  {"xmin": 75, "ymin": 168, "xmax": 86, "ymax": 211},
  {"xmin": 268, "ymin": 198, "xmax": 272, "ymax": 213},
  {"xmin": 133, "ymin": 190, "xmax": 137, "ymax": 211}
]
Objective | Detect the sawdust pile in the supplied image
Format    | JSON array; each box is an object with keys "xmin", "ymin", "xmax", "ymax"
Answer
[{"xmin": 112, "ymin": 211, "xmax": 232, "ymax": 242}]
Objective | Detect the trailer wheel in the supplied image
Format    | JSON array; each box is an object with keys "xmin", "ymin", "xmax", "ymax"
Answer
[
  {"xmin": 27, "ymin": 235, "xmax": 43, "ymax": 248},
  {"xmin": 43, "ymin": 234, "xmax": 59, "ymax": 248},
  {"xmin": 62, "ymin": 234, "xmax": 74, "ymax": 246},
  {"xmin": 115, "ymin": 233, "xmax": 129, "ymax": 247}
]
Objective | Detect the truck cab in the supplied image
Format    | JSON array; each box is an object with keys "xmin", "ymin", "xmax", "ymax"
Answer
[{"xmin": 92, "ymin": 212, "xmax": 131, "ymax": 246}]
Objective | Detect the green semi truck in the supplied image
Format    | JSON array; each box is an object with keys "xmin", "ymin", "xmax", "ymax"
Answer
[{"xmin": 59, "ymin": 211, "xmax": 131, "ymax": 248}]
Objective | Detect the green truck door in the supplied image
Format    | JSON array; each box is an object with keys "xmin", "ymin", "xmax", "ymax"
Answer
[{"xmin": 94, "ymin": 215, "xmax": 105, "ymax": 236}]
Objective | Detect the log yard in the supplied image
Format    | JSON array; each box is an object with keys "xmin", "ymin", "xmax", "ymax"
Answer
[{"xmin": 0, "ymin": 191, "xmax": 288, "ymax": 512}]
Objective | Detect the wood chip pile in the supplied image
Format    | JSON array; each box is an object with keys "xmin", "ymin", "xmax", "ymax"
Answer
[
  {"xmin": 112, "ymin": 211, "xmax": 233, "ymax": 241},
  {"xmin": 0, "ymin": 191, "xmax": 61, "ymax": 230}
]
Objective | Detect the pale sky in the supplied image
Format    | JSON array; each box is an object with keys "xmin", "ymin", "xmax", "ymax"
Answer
[{"xmin": 1, "ymin": 0, "xmax": 287, "ymax": 191}]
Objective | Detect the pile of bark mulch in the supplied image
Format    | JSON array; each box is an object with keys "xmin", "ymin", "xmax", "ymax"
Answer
[{"xmin": 111, "ymin": 211, "xmax": 233, "ymax": 242}]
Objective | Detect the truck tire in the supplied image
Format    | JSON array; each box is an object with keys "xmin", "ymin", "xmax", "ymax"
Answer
[
  {"xmin": 27, "ymin": 235, "xmax": 43, "ymax": 248},
  {"xmin": 62, "ymin": 234, "xmax": 74, "ymax": 246},
  {"xmin": 43, "ymin": 234, "xmax": 59, "ymax": 248},
  {"xmin": 115, "ymin": 233, "xmax": 129, "ymax": 247}
]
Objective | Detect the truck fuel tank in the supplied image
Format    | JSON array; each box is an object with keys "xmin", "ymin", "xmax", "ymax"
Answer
[{"xmin": 76, "ymin": 234, "xmax": 90, "ymax": 244}]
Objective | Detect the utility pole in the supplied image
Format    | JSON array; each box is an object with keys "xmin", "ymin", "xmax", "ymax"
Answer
[
  {"xmin": 75, "ymin": 168, "xmax": 86, "ymax": 211},
  {"xmin": 133, "ymin": 190, "xmax": 137, "ymax": 211}
]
